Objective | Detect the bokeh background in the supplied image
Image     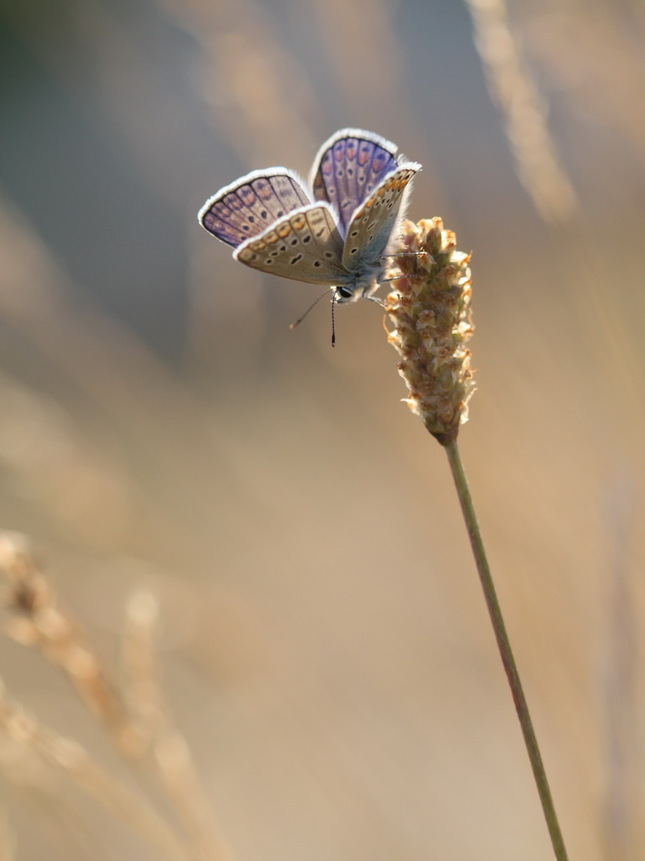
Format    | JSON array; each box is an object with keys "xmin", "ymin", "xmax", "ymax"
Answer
[{"xmin": 0, "ymin": 0, "xmax": 644, "ymax": 859}]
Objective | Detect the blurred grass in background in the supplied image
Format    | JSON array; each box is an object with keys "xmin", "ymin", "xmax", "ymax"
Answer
[{"xmin": 0, "ymin": 0, "xmax": 644, "ymax": 859}]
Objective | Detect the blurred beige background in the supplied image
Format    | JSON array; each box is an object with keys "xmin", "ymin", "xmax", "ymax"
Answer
[{"xmin": 0, "ymin": 0, "xmax": 644, "ymax": 859}]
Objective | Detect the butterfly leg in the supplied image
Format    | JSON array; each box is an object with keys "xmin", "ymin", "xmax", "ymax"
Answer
[{"xmin": 365, "ymin": 294, "xmax": 384, "ymax": 307}]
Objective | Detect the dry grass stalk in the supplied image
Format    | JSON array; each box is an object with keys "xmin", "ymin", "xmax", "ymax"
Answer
[
  {"xmin": 123, "ymin": 591, "xmax": 235, "ymax": 861},
  {"xmin": 0, "ymin": 532, "xmax": 234, "ymax": 861},
  {"xmin": 0, "ymin": 679, "xmax": 190, "ymax": 861},
  {"xmin": 465, "ymin": 0, "xmax": 577, "ymax": 223},
  {"xmin": 0, "ymin": 809, "xmax": 16, "ymax": 861},
  {"xmin": 385, "ymin": 220, "xmax": 570, "ymax": 859},
  {"xmin": 0, "ymin": 532, "xmax": 138, "ymax": 757}
]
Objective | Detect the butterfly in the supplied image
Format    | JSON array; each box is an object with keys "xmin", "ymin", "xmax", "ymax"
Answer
[{"xmin": 198, "ymin": 128, "xmax": 421, "ymax": 306}]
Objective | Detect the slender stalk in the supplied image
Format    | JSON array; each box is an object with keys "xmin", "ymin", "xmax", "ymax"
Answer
[{"xmin": 443, "ymin": 437, "xmax": 570, "ymax": 861}]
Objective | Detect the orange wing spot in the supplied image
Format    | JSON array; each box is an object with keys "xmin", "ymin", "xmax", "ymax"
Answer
[
  {"xmin": 276, "ymin": 223, "xmax": 292, "ymax": 238},
  {"xmin": 257, "ymin": 183, "xmax": 274, "ymax": 200},
  {"xmin": 292, "ymin": 214, "xmax": 306, "ymax": 229}
]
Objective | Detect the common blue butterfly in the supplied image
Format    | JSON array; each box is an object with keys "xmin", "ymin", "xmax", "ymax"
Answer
[{"xmin": 198, "ymin": 128, "xmax": 421, "ymax": 305}]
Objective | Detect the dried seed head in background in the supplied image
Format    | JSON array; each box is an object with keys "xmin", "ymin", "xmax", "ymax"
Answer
[{"xmin": 385, "ymin": 219, "xmax": 475, "ymax": 445}]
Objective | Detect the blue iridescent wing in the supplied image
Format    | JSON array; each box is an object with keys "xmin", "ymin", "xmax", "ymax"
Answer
[
  {"xmin": 309, "ymin": 129, "xmax": 400, "ymax": 234},
  {"xmin": 341, "ymin": 164, "xmax": 421, "ymax": 272},
  {"xmin": 199, "ymin": 168, "xmax": 312, "ymax": 247}
]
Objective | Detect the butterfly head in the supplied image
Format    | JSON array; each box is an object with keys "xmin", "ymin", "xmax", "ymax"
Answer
[{"xmin": 332, "ymin": 261, "xmax": 384, "ymax": 304}]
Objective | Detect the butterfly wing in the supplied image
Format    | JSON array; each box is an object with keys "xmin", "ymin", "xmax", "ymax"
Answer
[
  {"xmin": 341, "ymin": 165, "xmax": 420, "ymax": 272},
  {"xmin": 234, "ymin": 203, "xmax": 347, "ymax": 285},
  {"xmin": 309, "ymin": 129, "xmax": 402, "ymax": 234},
  {"xmin": 199, "ymin": 168, "xmax": 312, "ymax": 247}
]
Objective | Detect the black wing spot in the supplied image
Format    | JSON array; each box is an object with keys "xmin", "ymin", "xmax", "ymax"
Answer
[
  {"xmin": 350, "ymin": 248, "xmax": 358, "ymax": 255},
  {"xmin": 347, "ymin": 167, "xmax": 354, "ymax": 176},
  {"xmin": 350, "ymin": 230, "xmax": 358, "ymax": 237},
  {"xmin": 279, "ymin": 244, "xmax": 287, "ymax": 251},
  {"xmin": 324, "ymin": 251, "xmax": 334, "ymax": 259},
  {"xmin": 290, "ymin": 254, "xmax": 303, "ymax": 265},
  {"xmin": 277, "ymin": 210, "xmax": 284, "ymax": 217},
  {"xmin": 303, "ymin": 235, "xmax": 312, "ymax": 243},
  {"xmin": 316, "ymin": 229, "xmax": 325, "ymax": 237},
  {"xmin": 260, "ymin": 210, "xmax": 268, "ymax": 219},
  {"xmin": 264, "ymin": 259, "xmax": 273, "ymax": 265},
  {"xmin": 313, "ymin": 260, "xmax": 322, "ymax": 268},
  {"xmin": 248, "ymin": 215, "xmax": 255, "ymax": 223},
  {"xmin": 290, "ymin": 238, "xmax": 298, "ymax": 246}
]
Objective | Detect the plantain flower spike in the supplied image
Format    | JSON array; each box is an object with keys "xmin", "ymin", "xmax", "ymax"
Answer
[{"xmin": 385, "ymin": 218, "xmax": 475, "ymax": 445}]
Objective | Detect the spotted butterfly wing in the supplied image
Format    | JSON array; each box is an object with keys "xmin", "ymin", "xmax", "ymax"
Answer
[
  {"xmin": 341, "ymin": 165, "xmax": 419, "ymax": 271},
  {"xmin": 199, "ymin": 168, "xmax": 311, "ymax": 247},
  {"xmin": 233, "ymin": 203, "xmax": 347, "ymax": 284},
  {"xmin": 309, "ymin": 129, "xmax": 401, "ymax": 233},
  {"xmin": 197, "ymin": 129, "xmax": 421, "ymax": 303}
]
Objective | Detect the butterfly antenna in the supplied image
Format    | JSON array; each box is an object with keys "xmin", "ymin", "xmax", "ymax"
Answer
[
  {"xmin": 289, "ymin": 288, "xmax": 330, "ymax": 332},
  {"xmin": 331, "ymin": 293, "xmax": 337, "ymax": 347}
]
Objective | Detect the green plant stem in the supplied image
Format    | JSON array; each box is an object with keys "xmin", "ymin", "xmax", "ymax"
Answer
[{"xmin": 443, "ymin": 437, "xmax": 570, "ymax": 861}]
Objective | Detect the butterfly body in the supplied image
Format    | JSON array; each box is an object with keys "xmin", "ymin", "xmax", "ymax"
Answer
[{"xmin": 198, "ymin": 129, "xmax": 420, "ymax": 304}]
